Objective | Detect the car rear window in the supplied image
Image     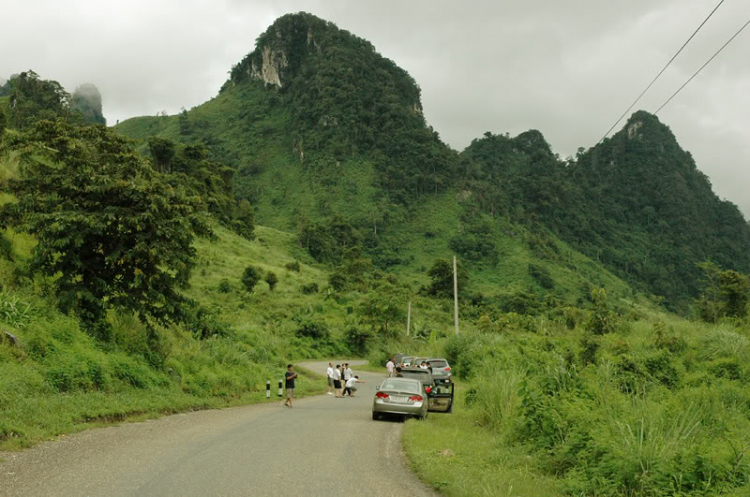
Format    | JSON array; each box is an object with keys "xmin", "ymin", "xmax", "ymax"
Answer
[
  {"xmin": 381, "ymin": 380, "xmax": 419, "ymax": 393},
  {"xmin": 430, "ymin": 360, "xmax": 448, "ymax": 368},
  {"xmin": 400, "ymin": 370, "xmax": 431, "ymax": 381}
]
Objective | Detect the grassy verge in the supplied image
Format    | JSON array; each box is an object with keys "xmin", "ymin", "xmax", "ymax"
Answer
[{"xmin": 403, "ymin": 381, "xmax": 559, "ymax": 496}]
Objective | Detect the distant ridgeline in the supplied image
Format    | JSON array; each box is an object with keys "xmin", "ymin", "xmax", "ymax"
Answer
[{"xmin": 113, "ymin": 12, "xmax": 750, "ymax": 311}]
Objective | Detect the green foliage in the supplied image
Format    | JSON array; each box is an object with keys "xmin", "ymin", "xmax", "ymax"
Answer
[
  {"xmin": 285, "ymin": 261, "xmax": 301, "ymax": 273},
  {"xmin": 300, "ymin": 282, "xmax": 319, "ymax": 294},
  {"xmin": 696, "ymin": 261, "xmax": 750, "ymax": 322},
  {"xmin": 344, "ymin": 321, "xmax": 373, "ymax": 355},
  {"xmin": 528, "ymin": 263, "xmax": 555, "ymax": 289},
  {"xmin": 3, "ymin": 71, "xmax": 71, "ymax": 129},
  {"xmin": 586, "ymin": 288, "xmax": 618, "ymax": 335},
  {"xmin": 358, "ymin": 285, "xmax": 405, "ymax": 339},
  {"xmin": 0, "ymin": 293, "xmax": 36, "ymax": 328},
  {"xmin": 241, "ymin": 266, "xmax": 262, "ymax": 292},
  {"xmin": 217, "ymin": 278, "xmax": 232, "ymax": 293},
  {"xmin": 265, "ymin": 271, "xmax": 278, "ymax": 291},
  {"xmin": 148, "ymin": 136, "xmax": 176, "ymax": 173},
  {"xmin": 425, "ymin": 258, "xmax": 468, "ymax": 299},
  {"xmin": 0, "ymin": 120, "xmax": 211, "ymax": 335},
  {"xmin": 298, "ymin": 215, "xmax": 363, "ymax": 264}
]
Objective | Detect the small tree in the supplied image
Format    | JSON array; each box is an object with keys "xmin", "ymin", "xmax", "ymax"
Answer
[
  {"xmin": 426, "ymin": 258, "xmax": 468, "ymax": 298},
  {"xmin": 265, "ymin": 271, "xmax": 278, "ymax": 291},
  {"xmin": 242, "ymin": 266, "xmax": 262, "ymax": 292}
]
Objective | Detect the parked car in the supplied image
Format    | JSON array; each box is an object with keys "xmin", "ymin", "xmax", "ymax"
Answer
[
  {"xmin": 428, "ymin": 358, "xmax": 452, "ymax": 384},
  {"xmin": 372, "ymin": 377, "xmax": 428, "ymax": 420},
  {"xmin": 394, "ymin": 353, "xmax": 408, "ymax": 366},
  {"xmin": 398, "ymin": 367, "xmax": 454, "ymax": 413},
  {"xmin": 400, "ymin": 356, "xmax": 415, "ymax": 367}
]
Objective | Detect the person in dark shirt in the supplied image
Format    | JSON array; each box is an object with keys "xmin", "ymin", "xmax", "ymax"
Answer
[{"xmin": 283, "ymin": 364, "xmax": 298, "ymax": 408}]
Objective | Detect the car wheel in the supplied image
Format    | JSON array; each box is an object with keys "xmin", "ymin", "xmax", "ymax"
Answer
[{"xmin": 372, "ymin": 412, "xmax": 380, "ymax": 421}]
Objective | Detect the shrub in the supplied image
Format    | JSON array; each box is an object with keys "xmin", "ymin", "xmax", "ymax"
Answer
[
  {"xmin": 285, "ymin": 261, "xmax": 301, "ymax": 273},
  {"xmin": 265, "ymin": 272, "xmax": 278, "ymax": 291},
  {"xmin": 528, "ymin": 263, "xmax": 555, "ymax": 289},
  {"xmin": 217, "ymin": 278, "xmax": 232, "ymax": 293},
  {"xmin": 186, "ymin": 306, "xmax": 234, "ymax": 340},
  {"xmin": 294, "ymin": 318, "xmax": 329, "ymax": 340},
  {"xmin": 344, "ymin": 324, "xmax": 373, "ymax": 355},
  {"xmin": 300, "ymin": 282, "xmax": 319, "ymax": 294},
  {"xmin": 241, "ymin": 266, "xmax": 262, "ymax": 292}
]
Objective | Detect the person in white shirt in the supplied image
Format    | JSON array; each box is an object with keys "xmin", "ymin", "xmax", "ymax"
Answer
[
  {"xmin": 419, "ymin": 361, "xmax": 428, "ymax": 370},
  {"xmin": 325, "ymin": 362, "xmax": 334, "ymax": 395},
  {"xmin": 343, "ymin": 363, "xmax": 353, "ymax": 382},
  {"xmin": 333, "ymin": 365, "xmax": 343, "ymax": 397},
  {"xmin": 386, "ymin": 358, "xmax": 395, "ymax": 377},
  {"xmin": 343, "ymin": 376, "xmax": 365, "ymax": 397}
]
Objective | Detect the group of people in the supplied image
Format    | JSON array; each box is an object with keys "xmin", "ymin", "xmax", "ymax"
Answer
[{"xmin": 326, "ymin": 362, "xmax": 365, "ymax": 397}]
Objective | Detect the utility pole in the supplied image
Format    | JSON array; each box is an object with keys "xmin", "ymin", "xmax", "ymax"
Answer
[
  {"xmin": 406, "ymin": 301, "xmax": 411, "ymax": 337},
  {"xmin": 453, "ymin": 255, "xmax": 459, "ymax": 335}
]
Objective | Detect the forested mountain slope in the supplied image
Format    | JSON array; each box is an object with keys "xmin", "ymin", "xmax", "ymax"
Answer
[{"xmin": 116, "ymin": 11, "xmax": 749, "ymax": 311}]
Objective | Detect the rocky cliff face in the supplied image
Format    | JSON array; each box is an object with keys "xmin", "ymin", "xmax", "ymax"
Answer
[{"xmin": 249, "ymin": 45, "xmax": 288, "ymax": 87}]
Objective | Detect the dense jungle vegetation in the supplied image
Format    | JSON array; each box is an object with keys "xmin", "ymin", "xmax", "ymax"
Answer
[{"xmin": 2, "ymin": 11, "xmax": 750, "ymax": 495}]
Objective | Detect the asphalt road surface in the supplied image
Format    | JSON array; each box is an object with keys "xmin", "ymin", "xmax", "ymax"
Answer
[{"xmin": 0, "ymin": 360, "xmax": 435, "ymax": 497}]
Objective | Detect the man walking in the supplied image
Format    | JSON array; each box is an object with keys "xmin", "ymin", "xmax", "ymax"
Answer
[
  {"xmin": 283, "ymin": 364, "xmax": 298, "ymax": 408},
  {"xmin": 326, "ymin": 362, "xmax": 334, "ymax": 395},
  {"xmin": 386, "ymin": 357, "xmax": 395, "ymax": 377}
]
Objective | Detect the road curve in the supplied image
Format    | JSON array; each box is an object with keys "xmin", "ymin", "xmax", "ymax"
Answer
[{"xmin": 0, "ymin": 360, "xmax": 435, "ymax": 497}]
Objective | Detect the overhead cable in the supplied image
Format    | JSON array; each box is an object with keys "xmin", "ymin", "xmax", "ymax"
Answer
[
  {"xmin": 598, "ymin": 0, "xmax": 726, "ymax": 142},
  {"xmin": 655, "ymin": 16, "xmax": 750, "ymax": 114}
]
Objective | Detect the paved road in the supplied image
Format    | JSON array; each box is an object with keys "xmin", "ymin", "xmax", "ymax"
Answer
[{"xmin": 0, "ymin": 360, "xmax": 435, "ymax": 497}]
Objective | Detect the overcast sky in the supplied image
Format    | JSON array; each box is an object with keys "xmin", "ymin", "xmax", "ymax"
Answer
[{"xmin": 3, "ymin": 0, "xmax": 748, "ymax": 217}]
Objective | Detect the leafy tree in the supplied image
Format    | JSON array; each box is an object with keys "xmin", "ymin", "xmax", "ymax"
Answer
[
  {"xmin": 586, "ymin": 288, "xmax": 618, "ymax": 335},
  {"xmin": 233, "ymin": 199, "xmax": 255, "ymax": 240},
  {"xmin": 5, "ymin": 71, "xmax": 71, "ymax": 128},
  {"xmin": 241, "ymin": 266, "xmax": 262, "ymax": 292},
  {"xmin": 0, "ymin": 120, "xmax": 211, "ymax": 337},
  {"xmin": 265, "ymin": 271, "xmax": 278, "ymax": 291},
  {"xmin": 425, "ymin": 258, "xmax": 468, "ymax": 299},
  {"xmin": 719, "ymin": 270, "xmax": 749, "ymax": 318},
  {"xmin": 148, "ymin": 137, "xmax": 176, "ymax": 173},
  {"xmin": 358, "ymin": 287, "xmax": 405, "ymax": 339}
]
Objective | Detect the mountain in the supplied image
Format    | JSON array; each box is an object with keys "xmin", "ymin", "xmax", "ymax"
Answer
[
  {"xmin": 461, "ymin": 111, "xmax": 750, "ymax": 310},
  {"xmin": 115, "ymin": 12, "xmax": 749, "ymax": 311}
]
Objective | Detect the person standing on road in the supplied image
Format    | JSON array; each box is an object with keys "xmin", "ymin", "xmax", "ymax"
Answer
[
  {"xmin": 333, "ymin": 364, "xmax": 343, "ymax": 397},
  {"xmin": 343, "ymin": 363, "xmax": 353, "ymax": 384},
  {"xmin": 326, "ymin": 362, "xmax": 335, "ymax": 395},
  {"xmin": 283, "ymin": 364, "xmax": 298, "ymax": 408},
  {"xmin": 386, "ymin": 357, "xmax": 395, "ymax": 377},
  {"xmin": 343, "ymin": 376, "xmax": 365, "ymax": 397}
]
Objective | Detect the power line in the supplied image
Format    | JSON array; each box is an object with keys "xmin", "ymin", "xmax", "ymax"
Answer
[
  {"xmin": 655, "ymin": 16, "xmax": 750, "ymax": 114},
  {"xmin": 598, "ymin": 0, "xmax": 726, "ymax": 143}
]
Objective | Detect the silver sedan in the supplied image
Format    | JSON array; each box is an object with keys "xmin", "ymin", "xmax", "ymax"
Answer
[{"xmin": 372, "ymin": 377, "xmax": 428, "ymax": 420}]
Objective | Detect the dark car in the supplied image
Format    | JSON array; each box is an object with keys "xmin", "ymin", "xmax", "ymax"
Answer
[
  {"xmin": 428, "ymin": 358, "xmax": 452, "ymax": 384},
  {"xmin": 398, "ymin": 367, "xmax": 454, "ymax": 413}
]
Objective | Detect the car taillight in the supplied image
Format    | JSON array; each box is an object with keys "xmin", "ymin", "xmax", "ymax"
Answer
[
  {"xmin": 445, "ymin": 367, "xmax": 451, "ymax": 371},
  {"xmin": 409, "ymin": 395, "xmax": 423, "ymax": 402},
  {"xmin": 376, "ymin": 392, "xmax": 389, "ymax": 399},
  {"xmin": 425, "ymin": 387, "xmax": 432, "ymax": 394}
]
